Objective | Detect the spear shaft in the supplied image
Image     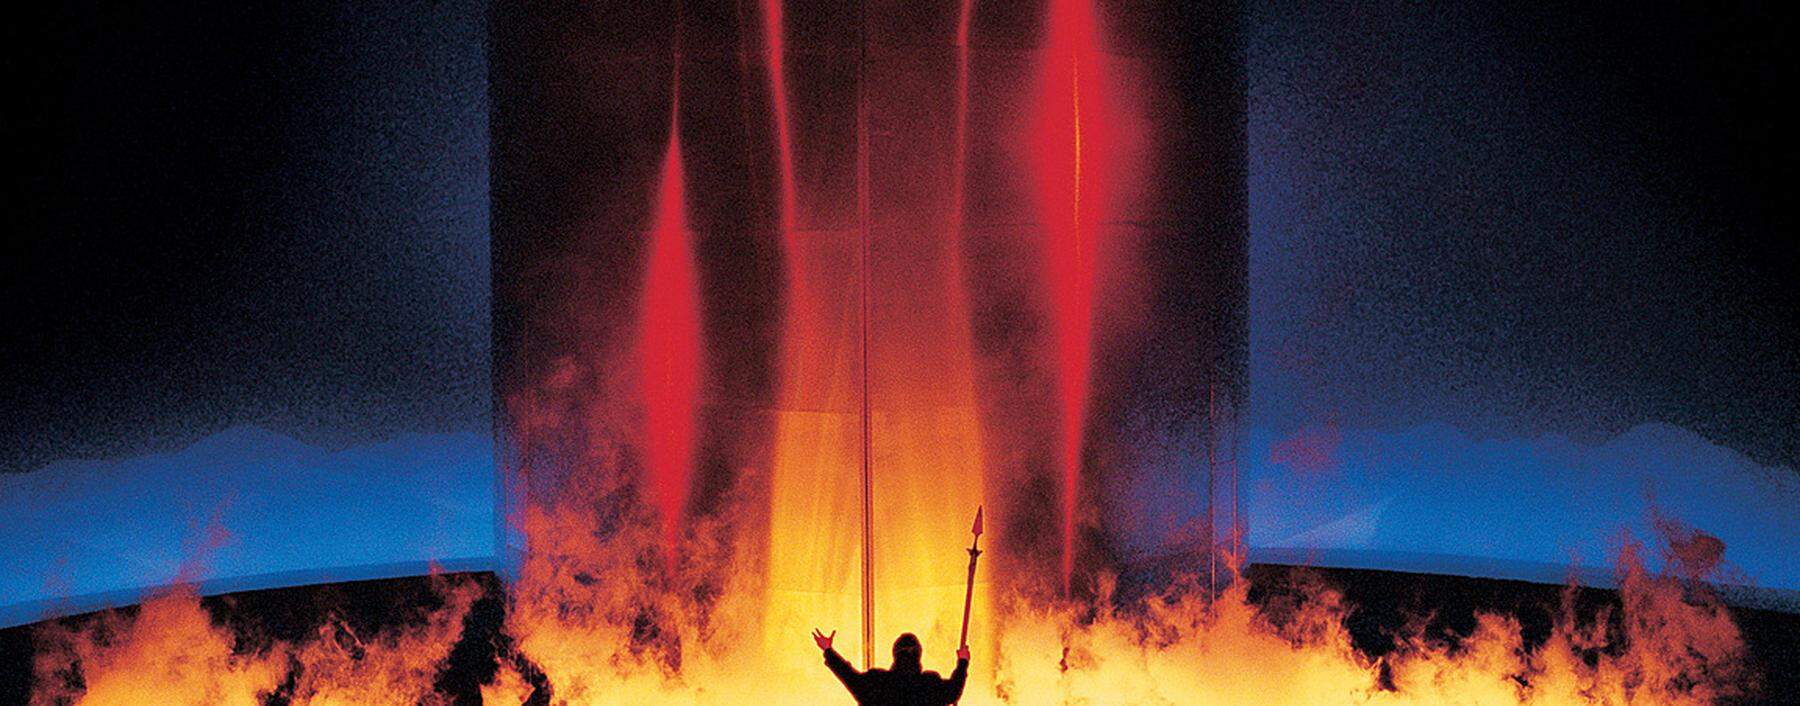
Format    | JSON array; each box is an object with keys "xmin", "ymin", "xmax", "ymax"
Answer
[{"xmin": 958, "ymin": 506, "xmax": 983, "ymax": 650}]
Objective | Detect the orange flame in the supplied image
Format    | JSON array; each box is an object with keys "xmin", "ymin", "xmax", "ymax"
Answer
[
  {"xmin": 285, "ymin": 577, "xmax": 482, "ymax": 706},
  {"xmin": 29, "ymin": 575, "xmax": 485, "ymax": 706},
  {"xmin": 25, "ymin": 482, "xmax": 1755, "ymax": 706},
  {"xmin": 30, "ymin": 586, "xmax": 285, "ymax": 706}
]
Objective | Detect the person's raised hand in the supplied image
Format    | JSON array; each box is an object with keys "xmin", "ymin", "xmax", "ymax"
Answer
[
  {"xmin": 957, "ymin": 645, "xmax": 971, "ymax": 661},
  {"xmin": 813, "ymin": 628, "xmax": 836, "ymax": 651}
]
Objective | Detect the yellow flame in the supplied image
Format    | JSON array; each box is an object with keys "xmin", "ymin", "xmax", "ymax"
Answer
[
  {"xmin": 31, "ymin": 503, "xmax": 1752, "ymax": 706},
  {"xmin": 31, "ymin": 587, "xmax": 284, "ymax": 706}
]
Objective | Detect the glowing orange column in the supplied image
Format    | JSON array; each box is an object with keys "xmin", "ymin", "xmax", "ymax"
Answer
[
  {"xmin": 759, "ymin": 0, "xmax": 991, "ymax": 678},
  {"xmin": 758, "ymin": 0, "xmax": 870, "ymax": 678},
  {"xmin": 859, "ymin": 0, "xmax": 990, "ymax": 668}
]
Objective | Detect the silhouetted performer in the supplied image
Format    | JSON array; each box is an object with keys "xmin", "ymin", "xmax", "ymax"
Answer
[{"xmin": 813, "ymin": 628, "xmax": 969, "ymax": 706}]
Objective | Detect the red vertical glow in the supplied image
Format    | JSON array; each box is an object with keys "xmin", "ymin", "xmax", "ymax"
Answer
[
  {"xmin": 950, "ymin": 0, "xmax": 973, "ymax": 227},
  {"xmin": 1030, "ymin": 0, "xmax": 1118, "ymax": 593},
  {"xmin": 761, "ymin": 0, "xmax": 801, "ymax": 243},
  {"xmin": 640, "ymin": 97, "xmax": 701, "ymax": 568}
]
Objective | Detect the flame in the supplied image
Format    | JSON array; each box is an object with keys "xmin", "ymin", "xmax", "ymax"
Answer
[
  {"xmin": 285, "ymin": 576, "xmax": 482, "ymax": 706},
  {"xmin": 985, "ymin": 546, "xmax": 1750, "ymax": 705},
  {"xmin": 28, "ymin": 502, "xmax": 1757, "ymax": 706},
  {"xmin": 28, "ymin": 576, "xmax": 484, "ymax": 706},
  {"xmin": 491, "ymin": 490, "xmax": 1759, "ymax": 705},
  {"xmin": 481, "ymin": 661, "xmax": 534, "ymax": 706},
  {"xmin": 30, "ymin": 586, "xmax": 285, "ymax": 706}
]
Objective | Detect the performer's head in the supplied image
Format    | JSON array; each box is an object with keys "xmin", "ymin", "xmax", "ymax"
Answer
[{"xmin": 891, "ymin": 633, "xmax": 922, "ymax": 672}]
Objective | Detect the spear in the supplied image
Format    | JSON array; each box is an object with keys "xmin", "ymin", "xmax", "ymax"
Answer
[{"xmin": 958, "ymin": 506, "xmax": 983, "ymax": 652}]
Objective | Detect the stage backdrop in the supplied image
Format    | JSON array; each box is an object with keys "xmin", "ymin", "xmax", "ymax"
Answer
[
  {"xmin": 6, "ymin": 0, "xmax": 1794, "ymax": 634},
  {"xmin": 492, "ymin": 0, "xmax": 1246, "ymax": 665}
]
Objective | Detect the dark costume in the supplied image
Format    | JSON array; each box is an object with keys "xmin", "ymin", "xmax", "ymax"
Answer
[{"xmin": 823, "ymin": 634, "xmax": 969, "ymax": 706}]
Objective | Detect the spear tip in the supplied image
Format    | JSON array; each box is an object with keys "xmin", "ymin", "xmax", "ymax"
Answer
[{"xmin": 972, "ymin": 505, "xmax": 984, "ymax": 536}]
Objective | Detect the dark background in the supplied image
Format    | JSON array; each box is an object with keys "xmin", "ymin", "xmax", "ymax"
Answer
[
  {"xmin": 1, "ymin": 0, "xmax": 1794, "ymax": 472},
  {"xmin": 1246, "ymin": 1, "xmax": 1797, "ymax": 467},
  {"xmin": 1, "ymin": 1, "xmax": 489, "ymax": 472}
]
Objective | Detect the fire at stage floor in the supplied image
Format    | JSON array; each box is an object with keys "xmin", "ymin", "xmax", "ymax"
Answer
[{"xmin": 4, "ymin": 560, "xmax": 1793, "ymax": 705}]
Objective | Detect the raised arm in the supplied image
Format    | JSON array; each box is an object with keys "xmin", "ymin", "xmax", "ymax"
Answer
[
  {"xmin": 815, "ymin": 629, "xmax": 867, "ymax": 700},
  {"xmin": 938, "ymin": 645, "xmax": 971, "ymax": 704}
]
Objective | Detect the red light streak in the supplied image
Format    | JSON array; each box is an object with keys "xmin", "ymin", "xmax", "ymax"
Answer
[{"xmin": 640, "ymin": 97, "xmax": 702, "ymax": 568}]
